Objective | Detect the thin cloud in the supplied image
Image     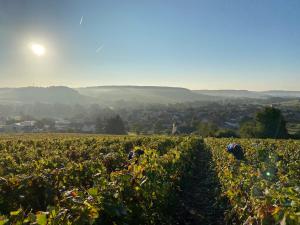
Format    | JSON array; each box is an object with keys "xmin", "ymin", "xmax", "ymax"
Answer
[{"xmin": 96, "ymin": 44, "xmax": 104, "ymax": 53}]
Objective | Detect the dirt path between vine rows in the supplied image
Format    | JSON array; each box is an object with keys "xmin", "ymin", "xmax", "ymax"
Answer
[{"xmin": 173, "ymin": 145, "xmax": 229, "ymax": 225}]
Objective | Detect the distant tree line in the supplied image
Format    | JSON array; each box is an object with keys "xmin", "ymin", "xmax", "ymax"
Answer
[
  {"xmin": 94, "ymin": 107, "xmax": 293, "ymax": 139},
  {"xmin": 2, "ymin": 102, "xmax": 298, "ymax": 139},
  {"xmin": 195, "ymin": 107, "xmax": 290, "ymax": 139}
]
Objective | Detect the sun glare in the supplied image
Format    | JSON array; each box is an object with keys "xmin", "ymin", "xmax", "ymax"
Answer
[{"xmin": 30, "ymin": 43, "xmax": 46, "ymax": 56}]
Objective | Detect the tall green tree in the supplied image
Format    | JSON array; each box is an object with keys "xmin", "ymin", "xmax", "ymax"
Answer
[
  {"xmin": 104, "ymin": 115, "xmax": 127, "ymax": 135},
  {"xmin": 255, "ymin": 107, "xmax": 288, "ymax": 138},
  {"xmin": 239, "ymin": 107, "xmax": 288, "ymax": 139}
]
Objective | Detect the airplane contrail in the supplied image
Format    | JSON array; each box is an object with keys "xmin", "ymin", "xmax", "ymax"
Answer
[
  {"xmin": 80, "ymin": 16, "xmax": 83, "ymax": 25},
  {"xmin": 96, "ymin": 45, "xmax": 104, "ymax": 53}
]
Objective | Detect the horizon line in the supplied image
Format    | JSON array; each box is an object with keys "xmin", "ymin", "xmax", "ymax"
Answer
[{"xmin": 0, "ymin": 85, "xmax": 299, "ymax": 92}]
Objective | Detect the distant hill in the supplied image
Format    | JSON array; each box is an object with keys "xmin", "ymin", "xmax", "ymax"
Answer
[
  {"xmin": 76, "ymin": 86, "xmax": 216, "ymax": 104},
  {"xmin": 193, "ymin": 90, "xmax": 269, "ymax": 99},
  {"xmin": 193, "ymin": 90, "xmax": 300, "ymax": 99},
  {"xmin": 262, "ymin": 91, "xmax": 300, "ymax": 98},
  {"xmin": 0, "ymin": 86, "xmax": 299, "ymax": 105},
  {"xmin": 0, "ymin": 86, "xmax": 91, "ymax": 104}
]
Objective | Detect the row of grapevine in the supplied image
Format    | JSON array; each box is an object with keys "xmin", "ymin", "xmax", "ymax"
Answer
[
  {"xmin": 0, "ymin": 135, "xmax": 204, "ymax": 224},
  {"xmin": 206, "ymin": 138, "xmax": 300, "ymax": 225}
]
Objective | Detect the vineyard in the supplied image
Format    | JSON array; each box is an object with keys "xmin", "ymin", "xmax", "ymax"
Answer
[
  {"xmin": 0, "ymin": 135, "xmax": 299, "ymax": 224},
  {"xmin": 206, "ymin": 138, "xmax": 300, "ymax": 225},
  {"xmin": 0, "ymin": 135, "xmax": 205, "ymax": 225}
]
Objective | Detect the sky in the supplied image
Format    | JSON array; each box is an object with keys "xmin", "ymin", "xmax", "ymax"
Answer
[{"xmin": 0, "ymin": 0, "xmax": 299, "ymax": 90}]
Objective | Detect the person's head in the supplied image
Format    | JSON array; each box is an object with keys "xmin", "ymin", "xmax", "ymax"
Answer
[{"xmin": 227, "ymin": 143, "xmax": 234, "ymax": 152}]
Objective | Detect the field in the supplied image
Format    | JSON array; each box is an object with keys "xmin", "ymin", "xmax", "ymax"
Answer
[
  {"xmin": 206, "ymin": 138, "xmax": 300, "ymax": 225},
  {"xmin": 0, "ymin": 135, "xmax": 299, "ymax": 225}
]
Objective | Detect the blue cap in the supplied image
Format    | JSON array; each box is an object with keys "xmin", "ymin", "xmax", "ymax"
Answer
[{"xmin": 227, "ymin": 143, "xmax": 235, "ymax": 152}]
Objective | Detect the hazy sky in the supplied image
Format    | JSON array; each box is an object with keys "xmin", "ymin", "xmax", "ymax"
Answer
[{"xmin": 0, "ymin": 0, "xmax": 299, "ymax": 90}]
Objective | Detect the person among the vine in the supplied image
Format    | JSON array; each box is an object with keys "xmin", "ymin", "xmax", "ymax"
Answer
[
  {"xmin": 128, "ymin": 148, "xmax": 144, "ymax": 160},
  {"xmin": 227, "ymin": 143, "xmax": 245, "ymax": 160}
]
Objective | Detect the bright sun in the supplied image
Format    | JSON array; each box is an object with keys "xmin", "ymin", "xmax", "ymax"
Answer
[{"xmin": 30, "ymin": 43, "xmax": 46, "ymax": 56}]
